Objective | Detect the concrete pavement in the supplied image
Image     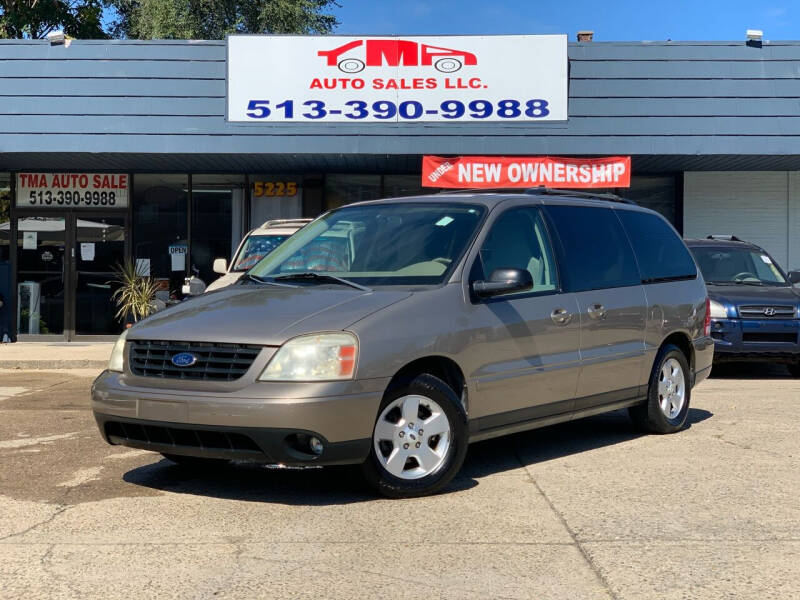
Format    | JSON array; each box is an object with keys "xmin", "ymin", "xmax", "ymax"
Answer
[{"xmin": 0, "ymin": 364, "xmax": 798, "ymax": 598}]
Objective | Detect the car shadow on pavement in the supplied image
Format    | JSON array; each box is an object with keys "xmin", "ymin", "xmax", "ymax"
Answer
[
  {"xmin": 460, "ymin": 407, "xmax": 713, "ymax": 479},
  {"xmin": 122, "ymin": 408, "xmax": 711, "ymax": 503},
  {"xmin": 710, "ymin": 361, "xmax": 791, "ymax": 379}
]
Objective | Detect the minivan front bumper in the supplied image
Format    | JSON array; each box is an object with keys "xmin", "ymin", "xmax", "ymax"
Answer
[{"xmin": 91, "ymin": 371, "xmax": 387, "ymax": 465}]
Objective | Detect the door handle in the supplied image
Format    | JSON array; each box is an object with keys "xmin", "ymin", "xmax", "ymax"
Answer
[
  {"xmin": 551, "ymin": 308, "xmax": 572, "ymax": 326},
  {"xmin": 587, "ymin": 303, "xmax": 607, "ymax": 320}
]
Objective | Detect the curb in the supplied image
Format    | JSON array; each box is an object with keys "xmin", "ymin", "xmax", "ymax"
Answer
[{"xmin": 0, "ymin": 360, "xmax": 108, "ymax": 370}]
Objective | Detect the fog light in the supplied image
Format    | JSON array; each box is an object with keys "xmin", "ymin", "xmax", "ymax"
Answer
[{"xmin": 309, "ymin": 436, "xmax": 324, "ymax": 456}]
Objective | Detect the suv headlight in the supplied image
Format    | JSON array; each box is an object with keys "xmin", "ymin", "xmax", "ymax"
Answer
[
  {"xmin": 709, "ymin": 299, "xmax": 728, "ymax": 319},
  {"xmin": 108, "ymin": 329, "xmax": 129, "ymax": 373},
  {"xmin": 259, "ymin": 332, "xmax": 358, "ymax": 381}
]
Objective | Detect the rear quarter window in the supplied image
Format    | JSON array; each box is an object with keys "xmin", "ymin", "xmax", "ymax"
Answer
[
  {"xmin": 616, "ymin": 210, "xmax": 697, "ymax": 283},
  {"xmin": 544, "ymin": 204, "xmax": 640, "ymax": 292}
]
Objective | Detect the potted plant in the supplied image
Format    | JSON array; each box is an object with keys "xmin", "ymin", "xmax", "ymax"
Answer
[{"xmin": 110, "ymin": 260, "xmax": 161, "ymax": 328}]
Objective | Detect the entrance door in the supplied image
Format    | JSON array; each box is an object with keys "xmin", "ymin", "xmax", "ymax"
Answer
[
  {"xmin": 73, "ymin": 214, "xmax": 127, "ymax": 336},
  {"xmin": 14, "ymin": 212, "xmax": 127, "ymax": 340},
  {"xmin": 15, "ymin": 216, "xmax": 67, "ymax": 336}
]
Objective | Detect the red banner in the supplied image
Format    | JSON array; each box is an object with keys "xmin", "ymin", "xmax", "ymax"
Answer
[{"xmin": 422, "ymin": 155, "xmax": 631, "ymax": 189}]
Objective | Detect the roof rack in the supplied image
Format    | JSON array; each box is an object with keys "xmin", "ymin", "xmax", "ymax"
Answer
[
  {"xmin": 706, "ymin": 235, "xmax": 743, "ymax": 242},
  {"xmin": 437, "ymin": 186, "xmax": 636, "ymax": 205},
  {"xmin": 261, "ymin": 218, "xmax": 312, "ymax": 227},
  {"xmin": 524, "ymin": 186, "xmax": 636, "ymax": 205}
]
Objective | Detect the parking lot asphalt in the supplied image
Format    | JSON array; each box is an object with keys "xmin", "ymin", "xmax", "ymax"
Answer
[{"xmin": 1, "ymin": 364, "xmax": 799, "ymax": 599}]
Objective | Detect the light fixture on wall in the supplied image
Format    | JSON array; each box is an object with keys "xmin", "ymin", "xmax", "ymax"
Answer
[
  {"xmin": 46, "ymin": 30, "xmax": 66, "ymax": 45},
  {"xmin": 746, "ymin": 29, "xmax": 763, "ymax": 41}
]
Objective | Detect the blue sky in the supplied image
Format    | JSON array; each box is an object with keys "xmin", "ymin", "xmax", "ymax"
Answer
[{"xmin": 330, "ymin": 0, "xmax": 795, "ymax": 41}]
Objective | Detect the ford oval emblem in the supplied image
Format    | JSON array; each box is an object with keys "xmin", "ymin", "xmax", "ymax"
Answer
[{"xmin": 171, "ymin": 352, "xmax": 198, "ymax": 368}]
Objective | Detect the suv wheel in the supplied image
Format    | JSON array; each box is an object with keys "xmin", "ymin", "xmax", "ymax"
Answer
[
  {"xmin": 361, "ymin": 374, "xmax": 468, "ymax": 498},
  {"xmin": 629, "ymin": 344, "xmax": 691, "ymax": 434}
]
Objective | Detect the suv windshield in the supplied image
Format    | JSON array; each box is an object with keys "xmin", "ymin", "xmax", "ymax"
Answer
[
  {"xmin": 232, "ymin": 234, "xmax": 290, "ymax": 272},
  {"xmin": 250, "ymin": 202, "xmax": 485, "ymax": 286},
  {"xmin": 690, "ymin": 246, "xmax": 788, "ymax": 286}
]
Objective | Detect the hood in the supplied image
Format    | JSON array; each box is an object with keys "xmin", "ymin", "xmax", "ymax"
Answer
[
  {"xmin": 707, "ymin": 283, "xmax": 800, "ymax": 306},
  {"xmin": 129, "ymin": 284, "xmax": 412, "ymax": 345}
]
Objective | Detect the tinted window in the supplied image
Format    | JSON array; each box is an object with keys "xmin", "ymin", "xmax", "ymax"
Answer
[
  {"xmin": 545, "ymin": 205, "xmax": 639, "ymax": 292},
  {"xmin": 617, "ymin": 210, "xmax": 697, "ymax": 283},
  {"xmin": 476, "ymin": 207, "xmax": 558, "ymax": 293}
]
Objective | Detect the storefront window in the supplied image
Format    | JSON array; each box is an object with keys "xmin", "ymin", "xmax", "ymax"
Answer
[
  {"xmin": 132, "ymin": 174, "xmax": 188, "ymax": 301},
  {"xmin": 0, "ymin": 173, "xmax": 11, "ymax": 339},
  {"xmin": 249, "ymin": 174, "xmax": 303, "ymax": 228},
  {"xmin": 325, "ymin": 174, "xmax": 381, "ymax": 210},
  {"xmin": 625, "ymin": 176, "xmax": 677, "ymax": 225},
  {"xmin": 191, "ymin": 174, "xmax": 245, "ymax": 286},
  {"xmin": 383, "ymin": 174, "xmax": 427, "ymax": 198}
]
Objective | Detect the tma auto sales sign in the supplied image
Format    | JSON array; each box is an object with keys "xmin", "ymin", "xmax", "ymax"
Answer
[{"xmin": 227, "ymin": 35, "xmax": 567, "ymax": 123}]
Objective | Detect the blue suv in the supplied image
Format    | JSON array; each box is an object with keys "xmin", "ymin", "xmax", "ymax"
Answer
[{"xmin": 686, "ymin": 236, "xmax": 800, "ymax": 375}]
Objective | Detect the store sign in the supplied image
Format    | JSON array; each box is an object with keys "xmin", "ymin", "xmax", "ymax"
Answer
[
  {"xmin": 16, "ymin": 173, "xmax": 129, "ymax": 208},
  {"xmin": 227, "ymin": 35, "xmax": 567, "ymax": 123},
  {"xmin": 422, "ymin": 156, "xmax": 631, "ymax": 189}
]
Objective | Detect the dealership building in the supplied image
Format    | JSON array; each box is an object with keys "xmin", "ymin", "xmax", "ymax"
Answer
[{"xmin": 1, "ymin": 33, "xmax": 800, "ymax": 341}]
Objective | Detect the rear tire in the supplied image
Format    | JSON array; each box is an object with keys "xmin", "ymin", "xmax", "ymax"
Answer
[
  {"xmin": 361, "ymin": 374, "xmax": 468, "ymax": 498},
  {"xmin": 161, "ymin": 453, "xmax": 229, "ymax": 470},
  {"xmin": 629, "ymin": 344, "xmax": 691, "ymax": 434}
]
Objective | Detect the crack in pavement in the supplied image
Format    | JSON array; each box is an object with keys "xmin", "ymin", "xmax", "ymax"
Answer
[
  {"xmin": 513, "ymin": 444, "xmax": 620, "ymax": 600},
  {"xmin": 0, "ymin": 504, "xmax": 72, "ymax": 543}
]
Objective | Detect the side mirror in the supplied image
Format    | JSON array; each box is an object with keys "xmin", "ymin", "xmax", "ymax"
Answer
[
  {"xmin": 213, "ymin": 258, "xmax": 228, "ymax": 275},
  {"xmin": 472, "ymin": 268, "xmax": 533, "ymax": 298},
  {"xmin": 788, "ymin": 270, "xmax": 800, "ymax": 285}
]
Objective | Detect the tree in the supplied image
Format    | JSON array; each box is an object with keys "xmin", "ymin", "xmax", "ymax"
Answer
[
  {"xmin": 110, "ymin": 0, "xmax": 339, "ymax": 40},
  {"xmin": 0, "ymin": 0, "xmax": 109, "ymax": 39}
]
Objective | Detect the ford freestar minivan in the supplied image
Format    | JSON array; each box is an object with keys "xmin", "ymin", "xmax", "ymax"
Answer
[{"xmin": 92, "ymin": 190, "xmax": 714, "ymax": 498}]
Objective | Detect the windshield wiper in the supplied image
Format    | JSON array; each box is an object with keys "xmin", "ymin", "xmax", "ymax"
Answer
[
  {"xmin": 274, "ymin": 272, "xmax": 372, "ymax": 291},
  {"xmin": 706, "ymin": 280, "xmax": 766, "ymax": 286}
]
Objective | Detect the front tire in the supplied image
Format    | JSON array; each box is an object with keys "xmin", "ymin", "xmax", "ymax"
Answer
[
  {"xmin": 361, "ymin": 374, "xmax": 468, "ymax": 498},
  {"xmin": 629, "ymin": 344, "xmax": 691, "ymax": 433}
]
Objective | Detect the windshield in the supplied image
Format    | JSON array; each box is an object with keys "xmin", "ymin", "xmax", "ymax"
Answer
[
  {"xmin": 232, "ymin": 234, "xmax": 290, "ymax": 271},
  {"xmin": 249, "ymin": 202, "xmax": 486, "ymax": 286},
  {"xmin": 690, "ymin": 246, "xmax": 788, "ymax": 286}
]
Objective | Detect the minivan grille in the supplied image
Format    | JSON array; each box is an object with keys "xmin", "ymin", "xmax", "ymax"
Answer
[
  {"xmin": 739, "ymin": 305, "xmax": 796, "ymax": 319},
  {"xmin": 129, "ymin": 340, "xmax": 262, "ymax": 381}
]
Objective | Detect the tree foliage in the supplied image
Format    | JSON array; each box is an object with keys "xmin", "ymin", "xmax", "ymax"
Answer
[
  {"xmin": 110, "ymin": 0, "xmax": 340, "ymax": 40},
  {"xmin": 0, "ymin": 0, "xmax": 109, "ymax": 39}
]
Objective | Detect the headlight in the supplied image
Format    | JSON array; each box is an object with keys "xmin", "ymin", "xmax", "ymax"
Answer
[
  {"xmin": 259, "ymin": 332, "xmax": 358, "ymax": 381},
  {"xmin": 108, "ymin": 329, "xmax": 129, "ymax": 373},
  {"xmin": 709, "ymin": 299, "xmax": 728, "ymax": 319}
]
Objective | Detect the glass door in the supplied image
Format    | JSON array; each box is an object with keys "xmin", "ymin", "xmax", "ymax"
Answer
[
  {"xmin": 73, "ymin": 214, "xmax": 127, "ymax": 336},
  {"xmin": 15, "ymin": 215, "xmax": 67, "ymax": 336}
]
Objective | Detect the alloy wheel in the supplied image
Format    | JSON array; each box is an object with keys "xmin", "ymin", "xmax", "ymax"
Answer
[
  {"xmin": 658, "ymin": 358, "xmax": 686, "ymax": 419},
  {"xmin": 372, "ymin": 394, "xmax": 452, "ymax": 480}
]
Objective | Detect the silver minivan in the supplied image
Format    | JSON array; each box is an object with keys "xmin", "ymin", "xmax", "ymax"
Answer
[{"xmin": 93, "ymin": 191, "xmax": 713, "ymax": 498}]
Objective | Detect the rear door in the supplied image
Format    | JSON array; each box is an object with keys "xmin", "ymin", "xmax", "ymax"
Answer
[
  {"xmin": 544, "ymin": 204, "xmax": 648, "ymax": 407},
  {"xmin": 466, "ymin": 204, "xmax": 581, "ymax": 427}
]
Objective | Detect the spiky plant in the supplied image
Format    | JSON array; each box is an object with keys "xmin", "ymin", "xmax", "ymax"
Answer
[{"xmin": 110, "ymin": 260, "xmax": 161, "ymax": 323}]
